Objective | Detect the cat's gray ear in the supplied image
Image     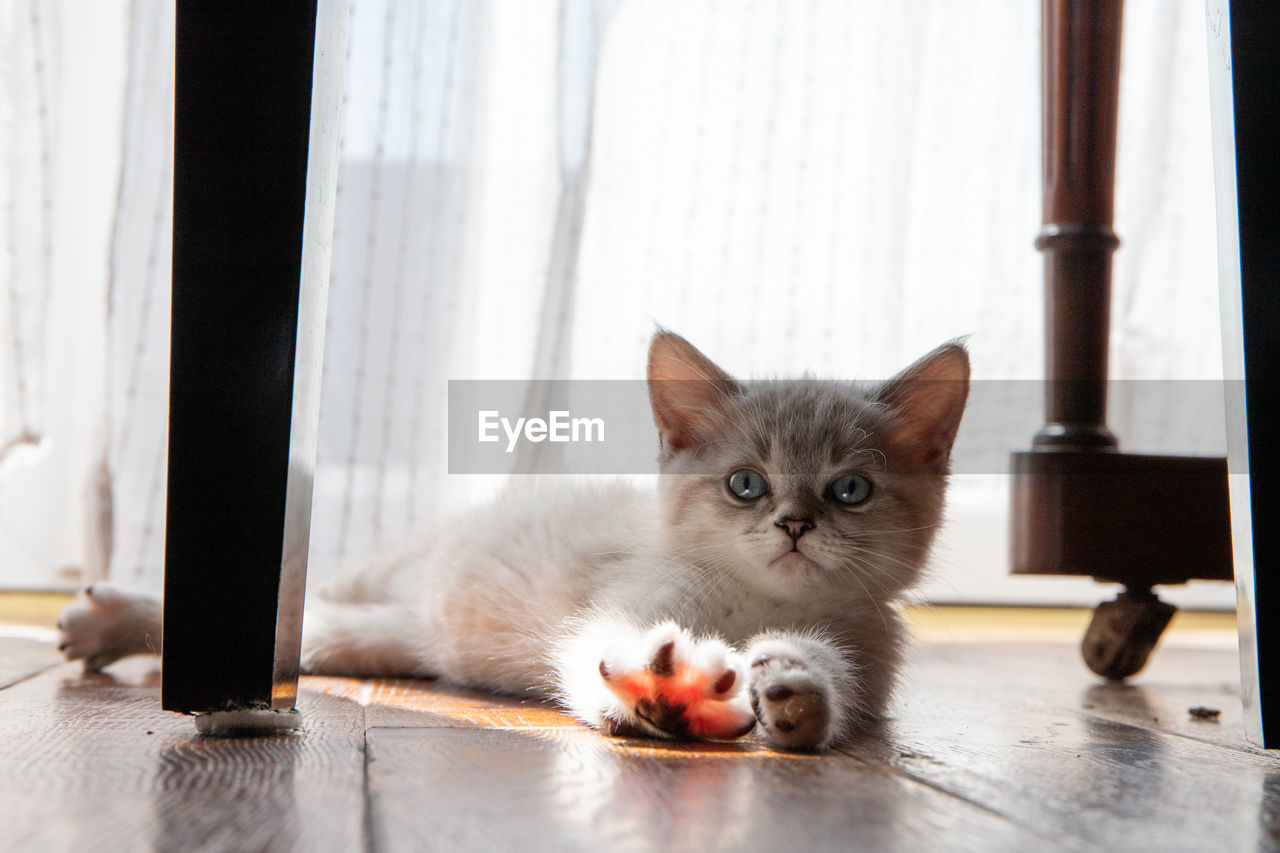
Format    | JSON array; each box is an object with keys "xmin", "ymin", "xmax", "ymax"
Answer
[
  {"xmin": 647, "ymin": 331, "xmax": 740, "ymax": 455},
  {"xmin": 876, "ymin": 341, "xmax": 970, "ymax": 471}
]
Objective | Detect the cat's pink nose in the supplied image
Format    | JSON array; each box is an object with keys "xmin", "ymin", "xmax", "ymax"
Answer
[{"xmin": 776, "ymin": 517, "xmax": 814, "ymax": 541}]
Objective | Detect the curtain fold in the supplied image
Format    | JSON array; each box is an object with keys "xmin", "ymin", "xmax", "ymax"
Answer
[
  {"xmin": 513, "ymin": 0, "xmax": 619, "ymax": 476},
  {"xmin": 2, "ymin": 0, "xmax": 132, "ymax": 588},
  {"xmin": 100, "ymin": 0, "xmax": 173, "ymax": 587}
]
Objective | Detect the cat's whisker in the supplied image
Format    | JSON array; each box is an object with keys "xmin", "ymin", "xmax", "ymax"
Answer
[
  {"xmin": 837, "ymin": 557, "xmax": 898, "ymax": 597},
  {"xmin": 832, "ymin": 559, "xmax": 892, "ymax": 637},
  {"xmin": 849, "ymin": 551, "xmax": 929, "ymax": 585},
  {"xmin": 845, "ymin": 523, "xmax": 940, "ymax": 538}
]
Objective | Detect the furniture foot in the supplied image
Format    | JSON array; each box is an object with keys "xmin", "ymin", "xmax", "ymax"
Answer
[{"xmin": 1081, "ymin": 587, "xmax": 1175, "ymax": 681}]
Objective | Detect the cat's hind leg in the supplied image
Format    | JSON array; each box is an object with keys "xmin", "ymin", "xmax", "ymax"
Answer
[
  {"xmin": 57, "ymin": 583, "xmax": 163, "ymax": 672},
  {"xmin": 56, "ymin": 582, "xmax": 425, "ymax": 679},
  {"xmin": 553, "ymin": 617, "xmax": 757, "ymax": 741},
  {"xmin": 300, "ymin": 596, "xmax": 427, "ymax": 678}
]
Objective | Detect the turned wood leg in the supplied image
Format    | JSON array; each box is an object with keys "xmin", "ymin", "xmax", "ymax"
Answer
[{"xmin": 1010, "ymin": 0, "xmax": 1231, "ymax": 680}]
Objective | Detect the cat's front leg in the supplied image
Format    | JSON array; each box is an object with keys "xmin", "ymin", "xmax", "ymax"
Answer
[
  {"xmin": 57, "ymin": 583, "xmax": 163, "ymax": 672},
  {"xmin": 552, "ymin": 617, "xmax": 757, "ymax": 741},
  {"xmin": 743, "ymin": 631, "xmax": 863, "ymax": 751}
]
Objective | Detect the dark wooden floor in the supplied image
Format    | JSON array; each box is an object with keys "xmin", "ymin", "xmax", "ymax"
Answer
[{"xmin": 1, "ymin": 625, "xmax": 1277, "ymax": 852}]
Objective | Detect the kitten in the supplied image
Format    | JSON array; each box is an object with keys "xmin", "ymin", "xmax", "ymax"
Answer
[{"xmin": 58, "ymin": 331, "xmax": 969, "ymax": 750}]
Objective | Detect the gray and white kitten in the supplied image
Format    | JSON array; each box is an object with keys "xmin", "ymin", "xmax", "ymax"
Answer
[{"xmin": 58, "ymin": 331, "xmax": 969, "ymax": 750}]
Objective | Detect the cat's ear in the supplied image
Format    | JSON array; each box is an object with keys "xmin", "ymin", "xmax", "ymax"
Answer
[
  {"xmin": 876, "ymin": 341, "xmax": 970, "ymax": 471},
  {"xmin": 647, "ymin": 331, "xmax": 740, "ymax": 454}
]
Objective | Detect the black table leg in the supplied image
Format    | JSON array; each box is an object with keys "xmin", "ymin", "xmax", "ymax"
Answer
[
  {"xmin": 163, "ymin": 0, "xmax": 344, "ymax": 718},
  {"xmin": 1206, "ymin": 0, "xmax": 1280, "ymax": 749}
]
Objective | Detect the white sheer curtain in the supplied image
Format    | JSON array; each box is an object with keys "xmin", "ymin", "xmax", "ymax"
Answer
[
  {"xmin": 1, "ymin": 0, "xmax": 155, "ymax": 589},
  {"xmin": 0, "ymin": 1, "xmax": 1230, "ymax": 607}
]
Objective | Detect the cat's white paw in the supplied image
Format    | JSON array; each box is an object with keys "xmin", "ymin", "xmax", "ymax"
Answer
[
  {"xmin": 598, "ymin": 623, "xmax": 756, "ymax": 741},
  {"xmin": 748, "ymin": 649, "xmax": 835, "ymax": 751},
  {"xmin": 57, "ymin": 583, "xmax": 162, "ymax": 672}
]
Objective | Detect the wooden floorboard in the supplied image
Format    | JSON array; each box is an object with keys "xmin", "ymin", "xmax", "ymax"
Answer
[
  {"xmin": 307, "ymin": 675, "xmax": 576, "ymax": 729},
  {"xmin": 852, "ymin": 661, "xmax": 1278, "ymax": 851},
  {"xmin": 364, "ymin": 727, "xmax": 1034, "ymax": 853},
  {"xmin": 0, "ymin": 632, "xmax": 61, "ymax": 690},
  {"xmin": 2, "ymin": 630, "xmax": 1278, "ymax": 851},
  {"xmin": 0, "ymin": 658, "xmax": 365, "ymax": 852},
  {"xmin": 910, "ymin": 640, "xmax": 1255, "ymax": 751}
]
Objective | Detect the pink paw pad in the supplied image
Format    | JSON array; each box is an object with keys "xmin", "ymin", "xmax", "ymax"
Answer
[{"xmin": 599, "ymin": 624, "xmax": 757, "ymax": 741}]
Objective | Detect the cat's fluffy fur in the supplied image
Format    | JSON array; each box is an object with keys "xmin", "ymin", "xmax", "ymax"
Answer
[{"xmin": 58, "ymin": 331, "xmax": 969, "ymax": 751}]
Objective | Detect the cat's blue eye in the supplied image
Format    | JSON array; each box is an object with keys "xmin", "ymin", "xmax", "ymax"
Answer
[
  {"xmin": 830, "ymin": 474, "xmax": 872, "ymax": 506},
  {"xmin": 727, "ymin": 468, "xmax": 769, "ymax": 500}
]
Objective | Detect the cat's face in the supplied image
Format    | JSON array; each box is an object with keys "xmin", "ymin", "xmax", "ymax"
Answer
[{"xmin": 647, "ymin": 332, "xmax": 968, "ymax": 603}]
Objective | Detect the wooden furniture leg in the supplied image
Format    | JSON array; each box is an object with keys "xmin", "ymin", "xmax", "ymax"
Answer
[
  {"xmin": 1206, "ymin": 0, "xmax": 1280, "ymax": 749},
  {"xmin": 1009, "ymin": 0, "xmax": 1232, "ymax": 681},
  {"xmin": 163, "ymin": 0, "xmax": 344, "ymax": 723}
]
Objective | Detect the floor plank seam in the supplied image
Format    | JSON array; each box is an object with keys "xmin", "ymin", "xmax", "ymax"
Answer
[
  {"xmin": 837, "ymin": 746, "xmax": 1065, "ymax": 843},
  {"xmin": 360, "ymin": 701, "xmax": 376, "ymax": 853},
  {"xmin": 1073, "ymin": 707, "xmax": 1279, "ymax": 762},
  {"xmin": 0, "ymin": 661, "xmax": 63, "ymax": 692},
  {"xmin": 869, "ymin": 761, "xmax": 1007, "ymax": 821},
  {"xmin": 364, "ymin": 724, "xmax": 578, "ymax": 732},
  {"xmin": 891, "ymin": 764, "xmax": 1089, "ymax": 851}
]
